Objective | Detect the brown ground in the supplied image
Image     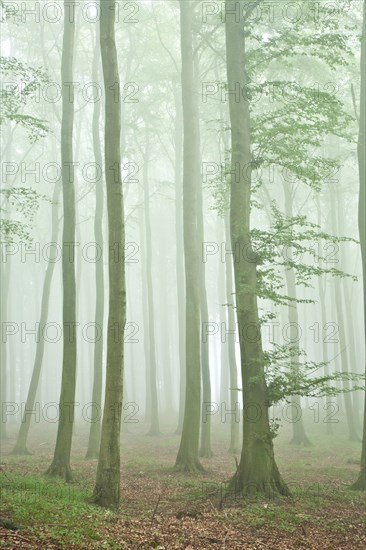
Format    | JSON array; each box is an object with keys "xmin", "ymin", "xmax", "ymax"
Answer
[{"xmin": 1, "ymin": 421, "xmax": 365, "ymax": 549}]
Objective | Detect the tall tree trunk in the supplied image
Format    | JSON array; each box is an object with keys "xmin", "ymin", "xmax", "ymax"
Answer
[
  {"xmin": 219, "ymin": 223, "xmax": 229, "ymax": 408},
  {"xmin": 330, "ymin": 191, "xmax": 359, "ymax": 441},
  {"xmin": 143, "ymin": 128, "xmax": 160, "ymax": 436},
  {"xmin": 224, "ymin": 213, "xmax": 240, "ymax": 454},
  {"xmin": 283, "ymin": 183, "xmax": 310, "ymax": 446},
  {"xmin": 46, "ymin": 0, "xmax": 77, "ymax": 481},
  {"xmin": 352, "ymin": 0, "xmax": 366, "ymax": 490},
  {"xmin": 225, "ymin": 0, "xmax": 289, "ymax": 496},
  {"xmin": 175, "ymin": 0, "xmax": 203, "ymax": 472},
  {"xmin": 0, "ymin": 260, "xmax": 10, "ymax": 440},
  {"xmin": 173, "ymin": 82, "xmax": 186, "ymax": 435},
  {"xmin": 86, "ymin": 35, "xmax": 105, "ymax": 459},
  {"xmin": 315, "ymin": 195, "xmax": 333, "ymax": 435},
  {"xmin": 12, "ymin": 183, "xmax": 61, "ymax": 454},
  {"xmin": 93, "ymin": 0, "xmax": 126, "ymax": 508}
]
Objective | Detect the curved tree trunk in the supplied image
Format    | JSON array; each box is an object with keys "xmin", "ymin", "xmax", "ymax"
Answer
[
  {"xmin": 12, "ymin": 183, "xmax": 61, "ymax": 455},
  {"xmin": 225, "ymin": 0, "xmax": 289, "ymax": 497},
  {"xmin": 93, "ymin": 0, "xmax": 126, "ymax": 508}
]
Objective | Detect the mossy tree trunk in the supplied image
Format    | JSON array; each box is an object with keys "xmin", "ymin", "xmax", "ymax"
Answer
[
  {"xmin": 175, "ymin": 0, "xmax": 203, "ymax": 472},
  {"xmin": 225, "ymin": 0, "xmax": 289, "ymax": 497},
  {"xmin": 93, "ymin": 0, "xmax": 126, "ymax": 508},
  {"xmin": 46, "ymin": 0, "xmax": 77, "ymax": 482}
]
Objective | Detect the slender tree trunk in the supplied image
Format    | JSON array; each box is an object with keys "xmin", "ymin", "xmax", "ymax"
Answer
[
  {"xmin": 198, "ymin": 153, "xmax": 213, "ymax": 457},
  {"xmin": 315, "ymin": 195, "xmax": 334, "ymax": 435},
  {"xmin": 0, "ymin": 260, "xmax": 10, "ymax": 440},
  {"xmin": 173, "ymin": 82, "xmax": 186, "ymax": 435},
  {"xmin": 86, "ymin": 35, "xmax": 105, "ymax": 459},
  {"xmin": 12, "ymin": 184, "xmax": 61, "ymax": 454},
  {"xmin": 93, "ymin": 0, "xmax": 126, "ymax": 508},
  {"xmin": 343, "ymin": 277, "xmax": 362, "ymax": 432},
  {"xmin": 225, "ymin": 0, "xmax": 289, "ymax": 496},
  {"xmin": 219, "ymin": 224, "xmax": 229, "ymax": 408},
  {"xmin": 46, "ymin": 0, "xmax": 77, "ymax": 481},
  {"xmin": 330, "ymin": 191, "xmax": 359, "ymax": 441},
  {"xmin": 175, "ymin": 0, "xmax": 203, "ymax": 472},
  {"xmin": 352, "ymin": 0, "xmax": 366, "ymax": 490},
  {"xmin": 224, "ymin": 213, "xmax": 240, "ymax": 454},
  {"xmin": 283, "ymin": 183, "xmax": 311, "ymax": 446},
  {"xmin": 142, "ymin": 129, "xmax": 160, "ymax": 436}
]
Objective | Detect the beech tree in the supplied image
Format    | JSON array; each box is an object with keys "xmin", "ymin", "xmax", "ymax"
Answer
[
  {"xmin": 175, "ymin": 0, "xmax": 203, "ymax": 472},
  {"xmin": 92, "ymin": 0, "xmax": 126, "ymax": 508},
  {"xmin": 352, "ymin": 0, "xmax": 366, "ymax": 491},
  {"xmin": 225, "ymin": 0, "xmax": 289, "ymax": 496},
  {"xmin": 46, "ymin": 0, "xmax": 77, "ymax": 482}
]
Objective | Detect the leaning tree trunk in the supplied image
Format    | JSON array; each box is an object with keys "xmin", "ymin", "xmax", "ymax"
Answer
[
  {"xmin": 352, "ymin": 0, "xmax": 366, "ymax": 490},
  {"xmin": 225, "ymin": 0, "xmax": 289, "ymax": 496},
  {"xmin": 46, "ymin": 0, "xmax": 77, "ymax": 482},
  {"xmin": 175, "ymin": 0, "xmax": 203, "ymax": 472},
  {"xmin": 93, "ymin": 0, "xmax": 126, "ymax": 508},
  {"xmin": 86, "ymin": 34, "xmax": 105, "ymax": 459},
  {"xmin": 12, "ymin": 183, "xmax": 61, "ymax": 455}
]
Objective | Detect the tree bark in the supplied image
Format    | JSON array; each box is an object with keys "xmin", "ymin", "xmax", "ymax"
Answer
[
  {"xmin": 225, "ymin": 0, "xmax": 289, "ymax": 496},
  {"xmin": 173, "ymin": 82, "xmax": 186, "ymax": 436},
  {"xmin": 175, "ymin": 0, "xmax": 203, "ymax": 472},
  {"xmin": 86, "ymin": 33, "xmax": 105, "ymax": 459},
  {"xmin": 142, "ymin": 128, "xmax": 160, "ymax": 436},
  {"xmin": 12, "ymin": 183, "xmax": 61, "ymax": 455},
  {"xmin": 46, "ymin": 0, "xmax": 77, "ymax": 482},
  {"xmin": 93, "ymin": 0, "xmax": 126, "ymax": 508},
  {"xmin": 352, "ymin": 0, "xmax": 366, "ymax": 490},
  {"xmin": 283, "ymin": 183, "xmax": 311, "ymax": 446}
]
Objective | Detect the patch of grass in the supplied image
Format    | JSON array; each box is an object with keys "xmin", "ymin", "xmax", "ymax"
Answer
[{"xmin": 0, "ymin": 471, "xmax": 118, "ymax": 548}]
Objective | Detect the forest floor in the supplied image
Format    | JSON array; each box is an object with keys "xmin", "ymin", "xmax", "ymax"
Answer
[{"xmin": 0, "ymin": 419, "xmax": 365, "ymax": 549}]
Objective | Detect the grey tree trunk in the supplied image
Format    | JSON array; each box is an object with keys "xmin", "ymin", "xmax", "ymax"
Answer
[
  {"xmin": 12, "ymin": 183, "xmax": 61, "ymax": 454},
  {"xmin": 352, "ymin": 0, "xmax": 366, "ymax": 490},
  {"xmin": 142, "ymin": 129, "xmax": 160, "ymax": 436},
  {"xmin": 0, "ymin": 260, "xmax": 10, "ymax": 440},
  {"xmin": 46, "ymin": 0, "xmax": 77, "ymax": 482},
  {"xmin": 225, "ymin": 0, "xmax": 289, "ymax": 496},
  {"xmin": 175, "ymin": 0, "xmax": 203, "ymax": 472},
  {"xmin": 224, "ymin": 213, "xmax": 240, "ymax": 454},
  {"xmin": 93, "ymin": 0, "xmax": 126, "ymax": 508},
  {"xmin": 86, "ymin": 34, "xmax": 105, "ymax": 459},
  {"xmin": 330, "ymin": 191, "xmax": 359, "ymax": 441},
  {"xmin": 315, "ymin": 196, "xmax": 334, "ymax": 436},
  {"xmin": 173, "ymin": 82, "xmax": 186, "ymax": 436},
  {"xmin": 283, "ymin": 183, "xmax": 311, "ymax": 446}
]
